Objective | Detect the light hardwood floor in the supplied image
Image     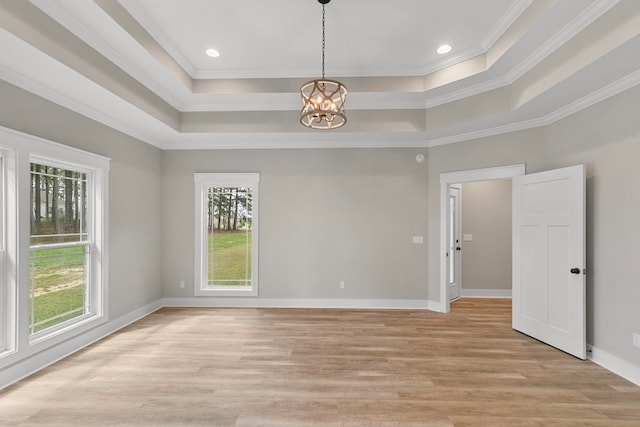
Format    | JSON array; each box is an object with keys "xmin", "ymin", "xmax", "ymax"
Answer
[{"xmin": 1, "ymin": 299, "xmax": 639, "ymax": 426}]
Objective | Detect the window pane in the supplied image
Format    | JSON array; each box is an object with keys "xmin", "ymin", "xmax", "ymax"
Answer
[
  {"xmin": 31, "ymin": 164, "xmax": 87, "ymax": 246},
  {"xmin": 30, "ymin": 162, "xmax": 90, "ymax": 335},
  {"xmin": 207, "ymin": 187, "xmax": 252, "ymax": 287},
  {"xmin": 29, "ymin": 246, "xmax": 87, "ymax": 334}
]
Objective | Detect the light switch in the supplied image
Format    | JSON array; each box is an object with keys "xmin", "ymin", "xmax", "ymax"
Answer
[
  {"xmin": 463, "ymin": 234, "xmax": 473, "ymax": 241},
  {"xmin": 412, "ymin": 236, "xmax": 424, "ymax": 244}
]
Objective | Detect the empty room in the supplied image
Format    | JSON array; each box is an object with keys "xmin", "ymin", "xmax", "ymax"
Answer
[{"xmin": 0, "ymin": 0, "xmax": 639, "ymax": 425}]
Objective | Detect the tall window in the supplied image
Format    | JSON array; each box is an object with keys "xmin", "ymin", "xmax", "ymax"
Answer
[
  {"xmin": 29, "ymin": 159, "xmax": 102, "ymax": 339},
  {"xmin": 194, "ymin": 173, "xmax": 259, "ymax": 296},
  {"xmin": 0, "ymin": 154, "xmax": 5, "ymax": 351}
]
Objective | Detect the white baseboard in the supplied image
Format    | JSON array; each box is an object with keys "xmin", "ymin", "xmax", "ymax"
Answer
[
  {"xmin": 0, "ymin": 299, "xmax": 163, "ymax": 391},
  {"xmin": 588, "ymin": 344, "xmax": 640, "ymax": 387},
  {"xmin": 460, "ymin": 289, "xmax": 512, "ymax": 298},
  {"xmin": 163, "ymin": 297, "xmax": 442, "ymax": 312}
]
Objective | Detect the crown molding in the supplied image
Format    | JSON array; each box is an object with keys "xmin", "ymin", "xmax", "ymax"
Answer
[
  {"xmin": 426, "ymin": 117, "xmax": 545, "ymax": 148},
  {"xmin": 0, "ymin": 50, "xmax": 152, "ymax": 147},
  {"xmin": 506, "ymin": 0, "xmax": 620, "ymax": 83},
  {"xmin": 161, "ymin": 132, "xmax": 429, "ymax": 150},
  {"xmin": 30, "ymin": 0, "xmax": 184, "ymax": 109},
  {"xmin": 542, "ymin": 68, "xmax": 640, "ymax": 125},
  {"xmin": 427, "ymin": 67, "xmax": 640, "ymax": 148},
  {"xmin": 480, "ymin": 0, "xmax": 533, "ymax": 51},
  {"xmin": 118, "ymin": 0, "xmax": 197, "ymax": 78},
  {"xmin": 424, "ymin": 0, "xmax": 621, "ymax": 112}
]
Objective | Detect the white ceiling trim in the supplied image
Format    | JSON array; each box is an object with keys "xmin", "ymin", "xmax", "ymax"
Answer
[
  {"xmin": 411, "ymin": 1, "xmax": 533, "ymax": 82},
  {"xmin": 506, "ymin": 0, "xmax": 620, "ymax": 84},
  {"xmin": 179, "ymin": 92, "xmax": 428, "ymax": 113},
  {"xmin": 542, "ymin": 67, "xmax": 640, "ymax": 126},
  {"xmin": 0, "ymin": 26, "xmax": 175, "ymax": 149},
  {"xmin": 426, "ymin": 117, "xmax": 545, "ymax": 148},
  {"xmin": 426, "ymin": 67, "xmax": 640, "ymax": 148},
  {"xmin": 0, "ymin": 61, "xmax": 167, "ymax": 148},
  {"xmin": 3, "ymin": 1, "xmax": 637, "ymax": 152},
  {"xmin": 480, "ymin": 0, "xmax": 533, "ymax": 51},
  {"xmin": 121, "ymin": 0, "xmax": 531, "ymax": 81},
  {"xmin": 117, "ymin": 0, "xmax": 196, "ymax": 78},
  {"xmin": 163, "ymin": 132, "xmax": 429, "ymax": 150},
  {"xmin": 424, "ymin": 0, "xmax": 620, "ymax": 110},
  {"xmin": 30, "ymin": 0, "xmax": 185, "ymax": 109},
  {"xmin": 29, "ymin": 0, "xmax": 619, "ymax": 115},
  {"xmin": 3, "ymin": 17, "xmax": 637, "ymax": 152}
]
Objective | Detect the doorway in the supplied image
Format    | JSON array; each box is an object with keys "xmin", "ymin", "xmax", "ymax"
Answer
[{"xmin": 439, "ymin": 164, "xmax": 525, "ymax": 313}]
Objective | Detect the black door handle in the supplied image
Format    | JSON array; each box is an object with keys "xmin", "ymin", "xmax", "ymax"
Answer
[{"xmin": 570, "ymin": 268, "xmax": 581, "ymax": 274}]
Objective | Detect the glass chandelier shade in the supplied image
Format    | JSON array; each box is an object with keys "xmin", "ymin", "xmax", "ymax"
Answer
[{"xmin": 300, "ymin": 0, "xmax": 347, "ymax": 130}]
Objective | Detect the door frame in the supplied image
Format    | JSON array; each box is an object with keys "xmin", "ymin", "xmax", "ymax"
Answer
[
  {"xmin": 447, "ymin": 184, "xmax": 462, "ymax": 301},
  {"xmin": 439, "ymin": 164, "xmax": 525, "ymax": 313}
]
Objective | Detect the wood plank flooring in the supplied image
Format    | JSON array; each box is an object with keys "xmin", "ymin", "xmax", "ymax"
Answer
[{"xmin": 1, "ymin": 299, "xmax": 639, "ymax": 426}]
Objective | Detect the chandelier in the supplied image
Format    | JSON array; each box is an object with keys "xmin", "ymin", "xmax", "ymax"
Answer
[{"xmin": 300, "ymin": 0, "xmax": 347, "ymax": 130}]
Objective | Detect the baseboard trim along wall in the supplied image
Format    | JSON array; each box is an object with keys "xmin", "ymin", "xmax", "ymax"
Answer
[
  {"xmin": 0, "ymin": 300, "xmax": 164, "ymax": 391},
  {"xmin": 163, "ymin": 298, "xmax": 442, "ymax": 311},
  {"xmin": 460, "ymin": 289, "xmax": 512, "ymax": 298},
  {"xmin": 588, "ymin": 344, "xmax": 640, "ymax": 387}
]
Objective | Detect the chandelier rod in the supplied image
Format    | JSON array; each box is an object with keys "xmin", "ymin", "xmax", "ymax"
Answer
[{"xmin": 321, "ymin": 3, "xmax": 325, "ymax": 79}]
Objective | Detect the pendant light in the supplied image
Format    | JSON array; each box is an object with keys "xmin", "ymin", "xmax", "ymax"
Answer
[{"xmin": 300, "ymin": 0, "xmax": 347, "ymax": 130}]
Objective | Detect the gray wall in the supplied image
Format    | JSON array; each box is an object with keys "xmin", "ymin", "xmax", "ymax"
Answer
[
  {"xmin": 0, "ymin": 81, "xmax": 163, "ymax": 318},
  {"xmin": 162, "ymin": 148, "xmax": 429, "ymax": 300},
  {"xmin": 2, "ymin": 76, "xmax": 639, "ymax": 379},
  {"xmin": 461, "ymin": 180, "xmax": 512, "ymax": 291},
  {"xmin": 547, "ymin": 84, "xmax": 640, "ymax": 370}
]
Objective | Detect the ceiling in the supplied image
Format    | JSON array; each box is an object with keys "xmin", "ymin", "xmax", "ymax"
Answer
[{"xmin": 0, "ymin": 0, "xmax": 639, "ymax": 149}]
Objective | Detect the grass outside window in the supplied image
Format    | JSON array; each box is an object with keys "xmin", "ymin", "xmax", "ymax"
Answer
[{"xmin": 29, "ymin": 245, "xmax": 87, "ymax": 334}]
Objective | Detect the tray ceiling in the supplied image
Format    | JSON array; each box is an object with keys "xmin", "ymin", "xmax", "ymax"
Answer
[{"xmin": 0, "ymin": 0, "xmax": 639, "ymax": 149}]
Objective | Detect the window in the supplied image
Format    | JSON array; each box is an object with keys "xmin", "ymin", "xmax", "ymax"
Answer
[
  {"xmin": 0, "ymin": 153, "xmax": 5, "ymax": 351},
  {"xmin": 29, "ymin": 156, "xmax": 106, "ymax": 342},
  {"xmin": 0, "ymin": 147, "xmax": 16, "ymax": 359},
  {"xmin": 194, "ymin": 173, "xmax": 259, "ymax": 296}
]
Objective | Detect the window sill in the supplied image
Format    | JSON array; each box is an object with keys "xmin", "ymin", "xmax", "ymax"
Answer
[{"xmin": 195, "ymin": 286, "xmax": 258, "ymax": 297}]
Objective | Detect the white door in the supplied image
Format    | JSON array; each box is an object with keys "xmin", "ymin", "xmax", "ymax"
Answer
[
  {"xmin": 512, "ymin": 165, "xmax": 586, "ymax": 359},
  {"xmin": 448, "ymin": 185, "xmax": 461, "ymax": 301}
]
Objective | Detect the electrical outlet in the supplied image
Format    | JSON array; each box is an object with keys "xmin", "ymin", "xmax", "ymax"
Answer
[
  {"xmin": 179, "ymin": 280, "xmax": 185, "ymax": 289},
  {"xmin": 339, "ymin": 281, "xmax": 345, "ymax": 289},
  {"xmin": 633, "ymin": 333, "xmax": 640, "ymax": 349}
]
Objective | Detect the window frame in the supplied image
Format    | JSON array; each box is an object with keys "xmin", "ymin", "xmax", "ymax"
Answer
[
  {"xmin": 194, "ymin": 173, "xmax": 259, "ymax": 297},
  {"xmin": 0, "ymin": 128, "xmax": 109, "ymax": 365},
  {"xmin": 0, "ymin": 153, "xmax": 6, "ymax": 354},
  {"xmin": 27, "ymin": 152, "xmax": 107, "ymax": 346},
  {"xmin": 0, "ymin": 147, "xmax": 16, "ymax": 359},
  {"xmin": 28, "ymin": 158, "xmax": 98, "ymax": 341}
]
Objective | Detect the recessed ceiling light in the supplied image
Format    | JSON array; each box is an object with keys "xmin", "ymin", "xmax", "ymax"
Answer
[
  {"xmin": 205, "ymin": 48, "xmax": 220, "ymax": 58},
  {"xmin": 437, "ymin": 44, "xmax": 452, "ymax": 55}
]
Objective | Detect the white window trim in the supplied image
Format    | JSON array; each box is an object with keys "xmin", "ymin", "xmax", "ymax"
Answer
[
  {"xmin": 194, "ymin": 173, "xmax": 259, "ymax": 297},
  {"xmin": 0, "ymin": 126, "xmax": 109, "ymax": 364},
  {"xmin": 0, "ymin": 150, "xmax": 13, "ymax": 357},
  {"xmin": 28, "ymin": 156, "xmax": 103, "ymax": 343},
  {"xmin": 0, "ymin": 146, "xmax": 17, "ymax": 360}
]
